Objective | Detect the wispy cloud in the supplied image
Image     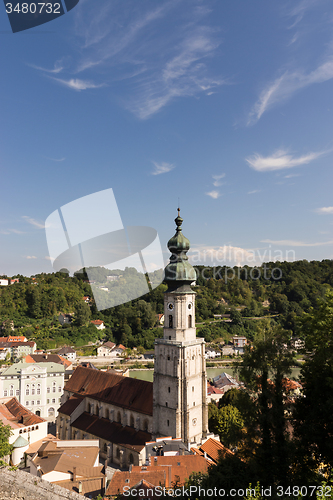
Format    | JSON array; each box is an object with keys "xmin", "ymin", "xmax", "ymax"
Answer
[
  {"xmin": 49, "ymin": 77, "xmax": 105, "ymax": 92},
  {"xmin": 247, "ymin": 56, "xmax": 333, "ymax": 124},
  {"xmin": 28, "ymin": 58, "xmax": 66, "ymax": 74},
  {"xmin": 72, "ymin": 1, "xmax": 225, "ymax": 118},
  {"xmin": 151, "ymin": 161, "xmax": 175, "ymax": 175},
  {"xmin": 26, "ymin": 256, "xmax": 37, "ymax": 259},
  {"xmin": 284, "ymin": 173, "xmax": 301, "ymax": 178},
  {"xmin": 246, "ymin": 148, "xmax": 326, "ymax": 172},
  {"xmin": 248, "ymin": 189, "xmax": 261, "ymax": 194},
  {"xmin": 206, "ymin": 190, "xmax": 221, "ymax": 199},
  {"xmin": 212, "ymin": 173, "xmax": 225, "ymax": 187},
  {"xmin": 22, "ymin": 216, "xmax": 45, "ymax": 229},
  {"xmin": 316, "ymin": 206, "xmax": 333, "ymax": 214},
  {"xmin": 262, "ymin": 238, "xmax": 333, "ymax": 247},
  {"xmin": 44, "ymin": 156, "xmax": 66, "ymax": 162}
]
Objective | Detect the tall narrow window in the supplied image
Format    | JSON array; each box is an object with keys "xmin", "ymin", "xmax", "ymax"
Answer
[
  {"xmin": 169, "ymin": 315, "xmax": 173, "ymax": 328},
  {"xmin": 188, "ymin": 315, "xmax": 192, "ymax": 328}
]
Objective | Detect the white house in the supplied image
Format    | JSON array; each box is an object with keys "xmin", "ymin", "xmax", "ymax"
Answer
[
  {"xmin": 57, "ymin": 346, "xmax": 77, "ymax": 361},
  {"xmin": 97, "ymin": 341, "xmax": 116, "ymax": 357},
  {"xmin": 0, "ymin": 397, "xmax": 48, "ymax": 465},
  {"xmin": 91, "ymin": 320, "xmax": 105, "ymax": 330}
]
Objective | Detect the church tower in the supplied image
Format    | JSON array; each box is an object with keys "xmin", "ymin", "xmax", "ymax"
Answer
[{"xmin": 153, "ymin": 210, "xmax": 208, "ymax": 445}]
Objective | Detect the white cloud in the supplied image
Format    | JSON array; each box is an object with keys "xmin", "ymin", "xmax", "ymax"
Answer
[
  {"xmin": 49, "ymin": 77, "xmax": 105, "ymax": 91},
  {"xmin": 73, "ymin": 2, "xmax": 225, "ymax": 118},
  {"xmin": 247, "ymin": 57, "xmax": 333, "ymax": 125},
  {"xmin": 246, "ymin": 149, "xmax": 325, "ymax": 172},
  {"xmin": 28, "ymin": 58, "xmax": 65, "ymax": 74},
  {"xmin": 316, "ymin": 206, "xmax": 333, "ymax": 214},
  {"xmin": 248, "ymin": 189, "xmax": 261, "ymax": 194},
  {"xmin": 26, "ymin": 256, "xmax": 37, "ymax": 259},
  {"xmin": 212, "ymin": 173, "xmax": 225, "ymax": 187},
  {"xmin": 22, "ymin": 216, "xmax": 45, "ymax": 229},
  {"xmin": 284, "ymin": 173, "xmax": 301, "ymax": 178},
  {"xmin": 151, "ymin": 161, "xmax": 175, "ymax": 175},
  {"xmin": 206, "ymin": 190, "xmax": 221, "ymax": 199},
  {"xmin": 261, "ymin": 238, "xmax": 333, "ymax": 247},
  {"xmin": 44, "ymin": 157, "xmax": 66, "ymax": 162}
]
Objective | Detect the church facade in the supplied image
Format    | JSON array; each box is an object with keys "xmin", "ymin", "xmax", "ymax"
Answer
[
  {"xmin": 153, "ymin": 210, "xmax": 208, "ymax": 445},
  {"xmin": 56, "ymin": 210, "xmax": 208, "ymax": 465}
]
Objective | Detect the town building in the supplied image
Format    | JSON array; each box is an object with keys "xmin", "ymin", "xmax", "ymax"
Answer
[
  {"xmin": 104, "ymin": 454, "xmax": 210, "ymax": 499},
  {"xmin": 57, "ymin": 346, "xmax": 77, "ymax": 361},
  {"xmin": 29, "ymin": 439, "xmax": 105, "ymax": 497},
  {"xmin": 97, "ymin": 341, "xmax": 116, "ymax": 357},
  {"xmin": 153, "ymin": 210, "xmax": 208, "ymax": 445},
  {"xmin": 91, "ymin": 319, "xmax": 105, "ymax": 330},
  {"xmin": 57, "ymin": 367, "xmax": 153, "ymax": 467},
  {"xmin": 0, "ymin": 337, "xmax": 36, "ymax": 360},
  {"xmin": 0, "ymin": 361, "xmax": 65, "ymax": 419},
  {"xmin": 0, "ymin": 397, "xmax": 48, "ymax": 465}
]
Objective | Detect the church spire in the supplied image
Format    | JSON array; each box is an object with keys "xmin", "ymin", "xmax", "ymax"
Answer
[{"xmin": 164, "ymin": 209, "xmax": 196, "ymax": 290}]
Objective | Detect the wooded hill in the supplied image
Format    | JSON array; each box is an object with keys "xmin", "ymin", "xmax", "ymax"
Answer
[{"xmin": 0, "ymin": 259, "xmax": 332, "ymax": 350}]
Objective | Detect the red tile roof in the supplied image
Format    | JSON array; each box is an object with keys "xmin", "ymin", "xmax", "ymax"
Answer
[
  {"xmin": 0, "ymin": 398, "xmax": 45, "ymax": 428},
  {"xmin": 91, "ymin": 320, "xmax": 104, "ymax": 325},
  {"xmin": 105, "ymin": 470, "xmax": 166, "ymax": 497},
  {"xmin": 199, "ymin": 438, "xmax": 233, "ymax": 463},
  {"xmin": 64, "ymin": 366, "xmax": 153, "ymax": 415},
  {"xmin": 57, "ymin": 395, "xmax": 84, "ymax": 416}
]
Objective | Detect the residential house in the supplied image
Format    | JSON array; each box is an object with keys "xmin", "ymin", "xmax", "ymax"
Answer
[
  {"xmin": 0, "ymin": 336, "xmax": 27, "ymax": 343},
  {"xmin": 0, "ymin": 279, "xmax": 8, "ymax": 286},
  {"xmin": 191, "ymin": 437, "xmax": 233, "ymax": 465},
  {"xmin": 0, "ymin": 346, "xmax": 11, "ymax": 361},
  {"xmin": 212, "ymin": 372, "xmax": 241, "ymax": 394},
  {"xmin": 91, "ymin": 320, "xmax": 105, "ymax": 330},
  {"xmin": 0, "ymin": 340, "xmax": 36, "ymax": 360},
  {"xmin": 113, "ymin": 345, "xmax": 126, "ymax": 356},
  {"xmin": 157, "ymin": 314, "xmax": 164, "ymax": 325},
  {"xmin": 29, "ymin": 439, "xmax": 105, "ymax": 497},
  {"xmin": 25, "ymin": 353, "xmax": 72, "ymax": 371},
  {"xmin": 232, "ymin": 336, "xmax": 247, "ymax": 354},
  {"xmin": 104, "ymin": 454, "xmax": 210, "ymax": 499},
  {"xmin": 97, "ymin": 342, "xmax": 116, "ymax": 357},
  {"xmin": 0, "ymin": 397, "xmax": 48, "ymax": 465},
  {"xmin": 206, "ymin": 384, "xmax": 224, "ymax": 403},
  {"xmin": 58, "ymin": 313, "xmax": 73, "ymax": 325},
  {"xmin": 82, "ymin": 296, "xmax": 91, "ymax": 303},
  {"xmin": 57, "ymin": 346, "xmax": 77, "ymax": 362},
  {"xmin": 205, "ymin": 348, "xmax": 220, "ymax": 359},
  {"xmin": 57, "ymin": 366, "xmax": 153, "ymax": 468},
  {"xmin": 0, "ymin": 361, "xmax": 65, "ymax": 419}
]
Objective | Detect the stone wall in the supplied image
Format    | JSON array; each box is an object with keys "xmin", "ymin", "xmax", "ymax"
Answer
[{"xmin": 0, "ymin": 467, "xmax": 84, "ymax": 500}]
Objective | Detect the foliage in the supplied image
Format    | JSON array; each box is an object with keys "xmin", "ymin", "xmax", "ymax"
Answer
[{"xmin": 0, "ymin": 421, "xmax": 12, "ymax": 459}]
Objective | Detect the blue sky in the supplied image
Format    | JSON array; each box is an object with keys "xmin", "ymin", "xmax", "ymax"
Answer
[{"xmin": 0, "ymin": 0, "xmax": 333, "ymax": 277}]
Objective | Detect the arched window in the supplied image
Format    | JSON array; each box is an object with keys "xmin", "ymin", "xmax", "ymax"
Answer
[
  {"xmin": 129, "ymin": 453, "xmax": 134, "ymax": 464},
  {"xmin": 52, "ymin": 381, "xmax": 56, "ymax": 393},
  {"xmin": 26, "ymin": 384, "xmax": 30, "ymax": 396},
  {"xmin": 188, "ymin": 315, "xmax": 192, "ymax": 328},
  {"xmin": 103, "ymin": 443, "xmax": 107, "ymax": 453},
  {"xmin": 105, "ymin": 408, "xmax": 110, "ymax": 419},
  {"xmin": 48, "ymin": 407, "xmax": 55, "ymax": 417},
  {"xmin": 143, "ymin": 419, "xmax": 149, "ymax": 432},
  {"xmin": 35, "ymin": 410, "xmax": 41, "ymax": 417},
  {"xmin": 116, "ymin": 448, "xmax": 120, "ymax": 459},
  {"xmin": 117, "ymin": 412, "xmax": 121, "ymax": 424},
  {"xmin": 31, "ymin": 384, "xmax": 35, "ymax": 395},
  {"xmin": 87, "ymin": 403, "xmax": 91, "ymax": 414},
  {"xmin": 130, "ymin": 415, "xmax": 134, "ymax": 427},
  {"xmin": 37, "ymin": 384, "xmax": 41, "ymax": 395},
  {"xmin": 169, "ymin": 315, "xmax": 173, "ymax": 328},
  {"xmin": 96, "ymin": 405, "xmax": 99, "ymax": 417},
  {"xmin": 9, "ymin": 385, "xmax": 14, "ymax": 397}
]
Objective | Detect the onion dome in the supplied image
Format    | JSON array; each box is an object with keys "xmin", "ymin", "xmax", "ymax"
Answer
[
  {"xmin": 164, "ymin": 209, "xmax": 196, "ymax": 290},
  {"xmin": 12, "ymin": 435, "xmax": 29, "ymax": 448}
]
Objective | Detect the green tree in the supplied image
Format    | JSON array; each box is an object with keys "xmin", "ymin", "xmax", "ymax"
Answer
[
  {"xmin": 293, "ymin": 290, "xmax": 333, "ymax": 480},
  {"xmin": 74, "ymin": 301, "xmax": 91, "ymax": 326},
  {"xmin": 214, "ymin": 404, "xmax": 245, "ymax": 448},
  {"xmin": 0, "ymin": 421, "xmax": 12, "ymax": 460}
]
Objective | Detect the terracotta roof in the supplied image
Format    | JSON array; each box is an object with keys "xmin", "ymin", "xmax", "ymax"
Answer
[
  {"xmin": 106, "ymin": 455, "xmax": 209, "ymax": 496},
  {"xmin": 0, "ymin": 336, "xmax": 26, "ymax": 342},
  {"xmin": 33, "ymin": 445, "xmax": 100, "ymax": 475},
  {"xmin": 0, "ymin": 397, "xmax": 45, "ymax": 429},
  {"xmin": 64, "ymin": 366, "xmax": 153, "ymax": 415},
  {"xmin": 58, "ymin": 395, "xmax": 84, "ymax": 416},
  {"xmin": 106, "ymin": 470, "xmax": 166, "ymax": 497},
  {"xmin": 71, "ymin": 413, "xmax": 151, "ymax": 452},
  {"xmin": 91, "ymin": 320, "xmax": 104, "ymax": 325},
  {"xmin": 25, "ymin": 434, "xmax": 60, "ymax": 455},
  {"xmin": 199, "ymin": 438, "xmax": 233, "ymax": 463},
  {"xmin": 54, "ymin": 477, "xmax": 104, "ymax": 497},
  {"xmin": 117, "ymin": 344, "xmax": 126, "ymax": 350},
  {"xmin": 207, "ymin": 385, "xmax": 223, "ymax": 395}
]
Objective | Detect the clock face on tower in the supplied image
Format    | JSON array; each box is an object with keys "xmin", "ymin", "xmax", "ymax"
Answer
[{"xmin": 167, "ymin": 302, "xmax": 174, "ymax": 311}]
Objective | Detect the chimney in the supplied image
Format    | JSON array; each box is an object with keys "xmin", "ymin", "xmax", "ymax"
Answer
[
  {"xmin": 204, "ymin": 452, "xmax": 207, "ymax": 459},
  {"xmin": 73, "ymin": 467, "xmax": 76, "ymax": 482}
]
